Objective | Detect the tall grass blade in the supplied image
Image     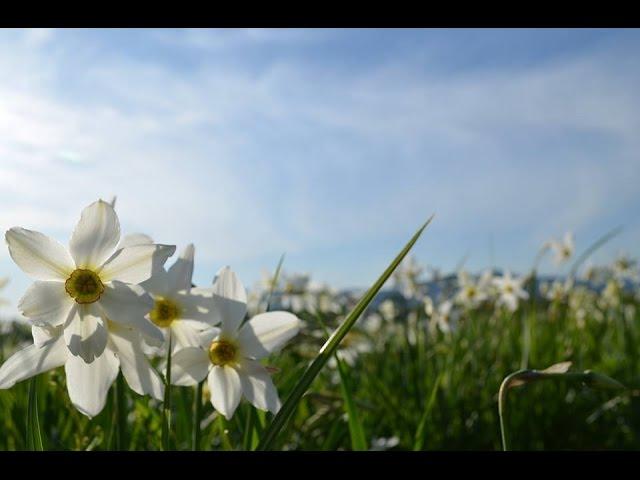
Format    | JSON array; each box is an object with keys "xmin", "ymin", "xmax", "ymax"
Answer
[
  {"xmin": 256, "ymin": 216, "xmax": 434, "ymax": 450},
  {"xmin": 335, "ymin": 353, "xmax": 367, "ymax": 450},
  {"xmin": 568, "ymin": 225, "xmax": 623, "ymax": 280},
  {"xmin": 413, "ymin": 372, "xmax": 442, "ymax": 451},
  {"xmin": 266, "ymin": 253, "xmax": 286, "ymax": 312}
]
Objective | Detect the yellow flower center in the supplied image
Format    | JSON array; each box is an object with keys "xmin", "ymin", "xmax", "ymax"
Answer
[
  {"xmin": 65, "ymin": 269, "xmax": 105, "ymax": 304},
  {"xmin": 149, "ymin": 298, "xmax": 180, "ymax": 328},
  {"xmin": 504, "ymin": 284, "xmax": 514, "ymax": 294},
  {"xmin": 467, "ymin": 286, "xmax": 476, "ymax": 298},
  {"xmin": 208, "ymin": 340, "xmax": 238, "ymax": 366}
]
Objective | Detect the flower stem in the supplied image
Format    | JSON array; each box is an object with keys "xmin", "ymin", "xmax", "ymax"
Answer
[
  {"xmin": 192, "ymin": 380, "xmax": 203, "ymax": 451},
  {"xmin": 161, "ymin": 332, "xmax": 173, "ymax": 451},
  {"xmin": 115, "ymin": 373, "xmax": 127, "ymax": 450},
  {"xmin": 498, "ymin": 370, "xmax": 523, "ymax": 451}
]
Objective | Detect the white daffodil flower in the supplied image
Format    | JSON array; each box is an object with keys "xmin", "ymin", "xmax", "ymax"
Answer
[
  {"xmin": 612, "ymin": 253, "xmax": 638, "ymax": 281},
  {"xmin": 456, "ymin": 271, "xmax": 488, "ymax": 309},
  {"xmin": 545, "ymin": 232, "xmax": 575, "ymax": 266},
  {"xmin": 170, "ymin": 266, "xmax": 300, "ymax": 420},
  {"xmin": 5, "ymin": 199, "xmax": 175, "ymax": 363},
  {"xmin": 429, "ymin": 300, "xmax": 459, "ymax": 334},
  {"xmin": 0, "ymin": 320, "xmax": 164, "ymax": 418},
  {"xmin": 492, "ymin": 271, "xmax": 529, "ymax": 312},
  {"xmin": 138, "ymin": 244, "xmax": 222, "ymax": 352},
  {"xmin": 0, "ymin": 277, "xmax": 9, "ymax": 307}
]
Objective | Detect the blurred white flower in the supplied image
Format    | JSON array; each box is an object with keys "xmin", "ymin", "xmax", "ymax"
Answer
[
  {"xmin": 543, "ymin": 279, "xmax": 573, "ymax": 303},
  {"xmin": 545, "ymin": 232, "xmax": 575, "ymax": 266},
  {"xmin": 379, "ymin": 299, "xmax": 398, "ymax": 321},
  {"xmin": 612, "ymin": 253, "xmax": 637, "ymax": 281},
  {"xmin": 430, "ymin": 300, "xmax": 459, "ymax": 333},
  {"xmin": 456, "ymin": 271, "xmax": 488, "ymax": 308},
  {"xmin": 392, "ymin": 255, "xmax": 424, "ymax": 300},
  {"xmin": 492, "ymin": 271, "xmax": 529, "ymax": 312},
  {"xmin": 0, "ymin": 277, "xmax": 9, "ymax": 307},
  {"xmin": 370, "ymin": 436, "xmax": 400, "ymax": 451},
  {"xmin": 5, "ymin": 200, "xmax": 174, "ymax": 363},
  {"xmin": 423, "ymin": 296, "xmax": 434, "ymax": 317}
]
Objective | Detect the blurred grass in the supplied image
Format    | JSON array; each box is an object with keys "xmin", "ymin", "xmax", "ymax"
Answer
[{"xmin": 1, "ymin": 288, "xmax": 638, "ymax": 451}]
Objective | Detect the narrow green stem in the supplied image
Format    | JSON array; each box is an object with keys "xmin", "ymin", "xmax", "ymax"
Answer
[
  {"xmin": 162, "ymin": 332, "xmax": 173, "ymax": 451},
  {"xmin": 520, "ymin": 313, "xmax": 530, "ymax": 370},
  {"xmin": 115, "ymin": 373, "xmax": 127, "ymax": 450},
  {"xmin": 243, "ymin": 406, "xmax": 256, "ymax": 451},
  {"xmin": 192, "ymin": 380, "xmax": 203, "ymax": 451}
]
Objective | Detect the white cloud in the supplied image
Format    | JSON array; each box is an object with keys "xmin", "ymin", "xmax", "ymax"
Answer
[{"xmin": 0, "ymin": 29, "xmax": 639, "ymax": 314}]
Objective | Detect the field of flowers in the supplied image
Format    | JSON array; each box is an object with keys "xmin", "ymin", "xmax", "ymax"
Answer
[{"xmin": 0, "ymin": 199, "xmax": 638, "ymax": 451}]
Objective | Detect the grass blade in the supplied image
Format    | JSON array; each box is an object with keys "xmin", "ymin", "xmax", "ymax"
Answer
[
  {"xmin": 413, "ymin": 372, "xmax": 442, "ymax": 451},
  {"xmin": 257, "ymin": 216, "xmax": 434, "ymax": 450},
  {"xmin": 315, "ymin": 311, "xmax": 367, "ymax": 451},
  {"xmin": 568, "ymin": 225, "xmax": 623, "ymax": 280},
  {"xmin": 265, "ymin": 253, "xmax": 286, "ymax": 312},
  {"xmin": 26, "ymin": 376, "xmax": 44, "ymax": 451},
  {"xmin": 335, "ymin": 354, "xmax": 367, "ymax": 450}
]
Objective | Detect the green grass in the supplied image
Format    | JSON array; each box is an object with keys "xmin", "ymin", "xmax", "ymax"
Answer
[{"xmin": 1, "ymin": 288, "xmax": 638, "ymax": 450}]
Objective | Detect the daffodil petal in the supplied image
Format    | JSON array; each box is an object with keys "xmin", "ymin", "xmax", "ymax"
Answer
[
  {"xmin": 0, "ymin": 334, "xmax": 67, "ymax": 389},
  {"xmin": 69, "ymin": 200, "xmax": 121, "ymax": 269},
  {"xmin": 64, "ymin": 304, "xmax": 108, "ymax": 363},
  {"xmin": 32, "ymin": 324, "xmax": 63, "ymax": 347},
  {"xmin": 99, "ymin": 244, "xmax": 176, "ymax": 284},
  {"xmin": 208, "ymin": 365, "xmax": 242, "ymax": 420},
  {"xmin": 169, "ymin": 347, "xmax": 210, "ymax": 386},
  {"xmin": 239, "ymin": 359, "xmax": 281, "ymax": 414},
  {"xmin": 237, "ymin": 311, "xmax": 300, "ymax": 360},
  {"xmin": 117, "ymin": 233, "xmax": 153, "ymax": 249},
  {"xmin": 18, "ymin": 281, "xmax": 74, "ymax": 327},
  {"xmin": 5, "ymin": 227, "xmax": 74, "ymax": 281},
  {"xmin": 109, "ymin": 326, "xmax": 164, "ymax": 400},
  {"xmin": 212, "ymin": 266, "xmax": 247, "ymax": 304},
  {"xmin": 99, "ymin": 282, "xmax": 164, "ymax": 346},
  {"xmin": 171, "ymin": 320, "xmax": 205, "ymax": 349},
  {"xmin": 166, "ymin": 244, "xmax": 195, "ymax": 293},
  {"xmin": 65, "ymin": 347, "xmax": 119, "ymax": 418},
  {"xmin": 176, "ymin": 291, "xmax": 217, "ymax": 324},
  {"xmin": 198, "ymin": 327, "xmax": 221, "ymax": 350},
  {"xmin": 212, "ymin": 293, "xmax": 247, "ymax": 336}
]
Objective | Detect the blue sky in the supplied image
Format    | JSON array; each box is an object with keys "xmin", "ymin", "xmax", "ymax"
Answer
[{"xmin": 1, "ymin": 28, "xmax": 639, "ymax": 316}]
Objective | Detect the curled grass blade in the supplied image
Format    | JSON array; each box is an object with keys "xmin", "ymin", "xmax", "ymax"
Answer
[
  {"xmin": 498, "ymin": 365, "xmax": 625, "ymax": 451},
  {"xmin": 257, "ymin": 216, "xmax": 434, "ymax": 450}
]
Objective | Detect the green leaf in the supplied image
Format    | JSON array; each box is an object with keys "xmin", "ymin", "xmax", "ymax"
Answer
[
  {"xmin": 266, "ymin": 252, "xmax": 286, "ymax": 312},
  {"xmin": 413, "ymin": 372, "xmax": 442, "ymax": 451},
  {"xmin": 568, "ymin": 225, "xmax": 623, "ymax": 280},
  {"xmin": 26, "ymin": 376, "xmax": 44, "ymax": 451},
  {"xmin": 256, "ymin": 216, "xmax": 434, "ymax": 450},
  {"xmin": 335, "ymin": 354, "xmax": 367, "ymax": 451}
]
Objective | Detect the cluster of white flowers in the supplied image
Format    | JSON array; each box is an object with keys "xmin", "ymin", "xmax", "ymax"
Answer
[{"xmin": 0, "ymin": 200, "xmax": 301, "ymax": 420}]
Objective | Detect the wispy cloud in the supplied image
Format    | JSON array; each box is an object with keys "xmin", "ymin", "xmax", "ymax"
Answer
[{"xmin": 1, "ymin": 29, "xmax": 639, "ymax": 316}]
